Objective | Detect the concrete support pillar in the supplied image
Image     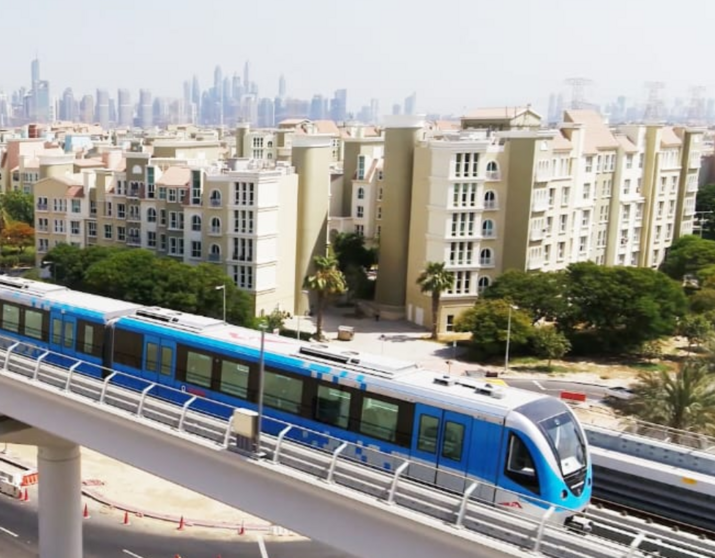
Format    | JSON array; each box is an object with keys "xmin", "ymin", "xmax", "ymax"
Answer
[{"xmin": 38, "ymin": 443, "xmax": 82, "ymax": 558}]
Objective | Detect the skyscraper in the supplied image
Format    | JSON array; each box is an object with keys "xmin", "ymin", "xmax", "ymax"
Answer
[
  {"xmin": 404, "ymin": 92, "xmax": 417, "ymax": 115},
  {"xmin": 310, "ymin": 95, "xmax": 326, "ymax": 120},
  {"xmin": 243, "ymin": 61, "xmax": 251, "ymax": 93},
  {"xmin": 278, "ymin": 74, "xmax": 287, "ymax": 98},
  {"xmin": 95, "ymin": 89, "xmax": 110, "ymax": 129},
  {"xmin": 117, "ymin": 88, "xmax": 132, "ymax": 127},
  {"xmin": 79, "ymin": 95, "xmax": 94, "ymax": 124},
  {"xmin": 330, "ymin": 89, "xmax": 347, "ymax": 122},
  {"xmin": 60, "ymin": 88, "xmax": 76, "ymax": 122},
  {"xmin": 139, "ymin": 89, "xmax": 153, "ymax": 128},
  {"xmin": 258, "ymin": 97, "xmax": 275, "ymax": 128},
  {"xmin": 35, "ymin": 81, "xmax": 51, "ymax": 123},
  {"xmin": 31, "ymin": 58, "xmax": 40, "ymax": 87}
]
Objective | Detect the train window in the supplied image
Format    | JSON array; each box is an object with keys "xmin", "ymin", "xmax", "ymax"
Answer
[
  {"xmin": 442, "ymin": 421, "xmax": 465, "ymax": 461},
  {"xmin": 24, "ymin": 309, "xmax": 45, "ymax": 340},
  {"xmin": 52, "ymin": 318, "xmax": 61, "ymax": 345},
  {"xmin": 63, "ymin": 321, "xmax": 74, "ymax": 349},
  {"xmin": 77, "ymin": 321, "xmax": 102, "ymax": 357},
  {"xmin": 220, "ymin": 360, "xmax": 250, "ymax": 398},
  {"xmin": 264, "ymin": 370, "xmax": 303, "ymax": 414},
  {"xmin": 113, "ymin": 328, "xmax": 143, "ymax": 369},
  {"xmin": 2, "ymin": 304, "xmax": 19, "ymax": 333},
  {"xmin": 186, "ymin": 351, "xmax": 212, "ymax": 387},
  {"xmin": 360, "ymin": 397, "xmax": 399, "ymax": 443},
  {"xmin": 315, "ymin": 385, "xmax": 351, "ymax": 429},
  {"xmin": 417, "ymin": 415, "xmax": 439, "ymax": 454},
  {"xmin": 161, "ymin": 346, "xmax": 173, "ymax": 376},
  {"xmin": 505, "ymin": 433, "xmax": 540, "ymax": 495},
  {"xmin": 146, "ymin": 343, "xmax": 158, "ymax": 372}
]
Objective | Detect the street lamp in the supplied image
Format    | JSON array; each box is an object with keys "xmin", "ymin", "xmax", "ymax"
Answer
[
  {"xmin": 214, "ymin": 285, "xmax": 226, "ymax": 322},
  {"xmin": 504, "ymin": 304, "xmax": 518, "ymax": 373},
  {"xmin": 256, "ymin": 323, "xmax": 267, "ymax": 455}
]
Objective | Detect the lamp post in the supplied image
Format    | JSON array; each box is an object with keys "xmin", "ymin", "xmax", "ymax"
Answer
[
  {"xmin": 504, "ymin": 304, "xmax": 518, "ymax": 373},
  {"xmin": 256, "ymin": 323, "xmax": 267, "ymax": 454},
  {"xmin": 214, "ymin": 285, "xmax": 226, "ymax": 322}
]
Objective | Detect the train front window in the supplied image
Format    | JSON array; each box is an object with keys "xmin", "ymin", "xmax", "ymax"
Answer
[
  {"xmin": 505, "ymin": 433, "xmax": 540, "ymax": 494},
  {"xmin": 539, "ymin": 412, "xmax": 586, "ymax": 476}
]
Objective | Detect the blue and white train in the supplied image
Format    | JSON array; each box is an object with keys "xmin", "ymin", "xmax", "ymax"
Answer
[{"xmin": 0, "ymin": 275, "xmax": 592, "ymax": 525}]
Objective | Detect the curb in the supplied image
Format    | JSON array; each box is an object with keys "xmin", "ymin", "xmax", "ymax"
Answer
[{"xmin": 0, "ymin": 452, "xmax": 282, "ymax": 534}]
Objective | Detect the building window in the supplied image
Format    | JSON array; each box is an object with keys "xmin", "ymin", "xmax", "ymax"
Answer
[
  {"xmin": 159, "ymin": 187, "xmax": 167, "ymax": 200},
  {"xmin": 559, "ymin": 215, "xmax": 568, "ymax": 233},
  {"xmin": 210, "ymin": 217, "xmax": 221, "ymax": 234},
  {"xmin": 87, "ymin": 222, "xmax": 96, "ymax": 237},
  {"xmin": 452, "ymin": 183, "xmax": 477, "ymax": 208},
  {"xmin": 70, "ymin": 221, "xmax": 80, "ymax": 235},
  {"xmin": 479, "ymin": 248, "xmax": 493, "ymax": 266},
  {"xmin": 356, "ymin": 206, "xmax": 364, "ymax": 218},
  {"xmin": 147, "ymin": 231, "xmax": 156, "ymax": 248},
  {"xmin": 71, "ymin": 199, "xmax": 81, "ymax": 213},
  {"xmin": 233, "ymin": 238, "xmax": 254, "ymax": 262},
  {"xmin": 117, "ymin": 227, "xmax": 126, "ymax": 242},
  {"xmin": 234, "ymin": 265, "xmax": 254, "ymax": 289},
  {"xmin": 557, "ymin": 242, "xmax": 566, "ymax": 260},
  {"xmin": 585, "ymin": 156, "xmax": 593, "ymax": 173},
  {"xmin": 561, "ymin": 187, "xmax": 570, "ymax": 206},
  {"xmin": 450, "ymin": 271, "xmax": 472, "ymax": 295},
  {"xmin": 449, "ymin": 242, "xmax": 473, "ymax": 265},
  {"xmin": 483, "ymin": 190, "xmax": 496, "ymax": 210},
  {"xmin": 234, "ymin": 182, "xmax": 255, "ymax": 206},
  {"xmin": 357, "ymin": 155, "xmax": 366, "ymax": 180},
  {"xmin": 191, "ymin": 215, "xmax": 202, "ymax": 232},
  {"xmin": 446, "ymin": 315, "xmax": 455, "ymax": 332},
  {"xmin": 234, "ymin": 210, "xmax": 254, "ymax": 234},
  {"xmin": 355, "ymin": 224, "xmax": 364, "ymax": 236},
  {"xmin": 626, "ymin": 155, "xmax": 633, "ymax": 169},
  {"xmin": 579, "ymin": 236, "xmax": 587, "ymax": 253},
  {"xmin": 117, "ymin": 204, "xmax": 126, "ymax": 219},
  {"xmin": 581, "ymin": 210, "xmax": 590, "ymax": 228},
  {"xmin": 477, "ymin": 276, "xmax": 490, "ymax": 294},
  {"xmin": 210, "ymin": 189, "xmax": 222, "ymax": 207},
  {"xmin": 209, "ymin": 244, "xmax": 221, "ymax": 262},
  {"xmin": 168, "ymin": 189, "xmax": 177, "ymax": 203},
  {"xmin": 357, "ymin": 187, "xmax": 365, "ymax": 200},
  {"xmin": 583, "ymin": 183, "xmax": 591, "ymax": 199},
  {"xmin": 482, "ymin": 219, "xmax": 495, "ymax": 238},
  {"xmin": 377, "ymin": 207, "xmax": 382, "ymax": 220},
  {"xmin": 38, "ymin": 238, "xmax": 48, "ymax": 252},
  {"xmin": 455, "ymin": 153, "xmax": 479, "ymax": 178},
  {"xmin": 104, "ymin": 225, "xmax": 112, "ymax": 239},
  {"xmin": 191, "ymin": 241, "xmax": 202, "ymax": 259},
  {"xmin": 486, "ymin": 161, "xmax": 500, "ymax": 180},
  {"xmin": 451, "ymin": 213, "xmax": 475, "ymax": 237}
]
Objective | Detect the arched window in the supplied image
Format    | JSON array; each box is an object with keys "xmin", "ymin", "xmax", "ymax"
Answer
[
  {"xmin": 147, "ymin": 208, "xmax": 157, "ymax": 223},
  {"xmin": 209, "ymin": 189, "xmax": 222, "ymax": 207},
  {"xmin": 209, "ymin": 243, "xmax": 221, "ymax": 262},
  {"xmin": 482, "ymin": 219, "xmax": 495, "ymax": 238},
  {"xmin": 210, "ymin": 217, "xmax": 221, "ymax": 234},
  {"xmin": 267, "ymin": 141, "xmax": 273, "ymax": 148},
  {"xmin": 480, "ymin": 248, "xmax": 493, "ymax": 266},
  {"xmin": 191, "ymin": 215, "xmax": 202, "ymax": 232},
  {"xmin": 267, "ymin": 152, "xmax": 273, "ymax": 160},
  {"xmin": 486, "ymin": 161, "xmax": 500, "ymax": 180},
  {"xmin": 478, "ymin": 276, "xmax": 491, "ymax": 294},
  {"xmin": 132, "ymin": 164, "xmax": 143, "ymax": 175},
  {"xmin": 357, "ymin": 187, "xmax": 365, "ymax": 200},
  {"xmin": 484, "ymin": 190, "xmax": 497, "ymax": 209}
]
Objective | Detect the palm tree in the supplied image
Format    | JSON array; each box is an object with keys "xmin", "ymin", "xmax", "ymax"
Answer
[
  {"xmin": 626, "ymin": 361, "xmax": 715, "ymax": 435},
  {"xmin": 416, "ymin": 261, "xmax": 455, "ymax": 340},
  {"xmin": 303, "ymin": 253, "xmax": 347, "ymax": 341}
]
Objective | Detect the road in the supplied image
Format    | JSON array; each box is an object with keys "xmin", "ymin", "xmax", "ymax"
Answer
[
  {"xmin": 501, "ymin": 377, "xmax": 610, "ymax": 401},
  {"xmin": 0, "ymin": 495, "xmax": 354, "ymax": 558}
]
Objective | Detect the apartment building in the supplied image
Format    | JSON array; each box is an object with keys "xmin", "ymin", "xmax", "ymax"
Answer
[
  {"xmin": 35, "ymin": 151, "xmax": 299, "ymax": 317},
  {"xmin": 0, "ymin": 138, "xmax": 64, "ymax": 193},
  {"xmin": 360, "ymin": 108, "xmax": 706, "ymax": 333}
]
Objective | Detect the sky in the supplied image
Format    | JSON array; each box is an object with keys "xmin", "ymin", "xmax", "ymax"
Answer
[{"xmin": 2, "ymin": 0, "xmax": 714, "ymax": 116}]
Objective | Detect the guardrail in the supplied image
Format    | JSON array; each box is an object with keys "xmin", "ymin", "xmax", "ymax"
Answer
[{"xmin": 0, "ymin": 335, "xmax": 710, "ymax": 558}]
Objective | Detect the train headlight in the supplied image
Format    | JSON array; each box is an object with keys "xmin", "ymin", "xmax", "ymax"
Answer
[{"xmin": 561, "ymin": 489, "xmax": 568, "ymax": 499}]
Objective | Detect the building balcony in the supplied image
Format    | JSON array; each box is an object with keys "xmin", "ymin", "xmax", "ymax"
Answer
[
  {"xmin": 209, "ymin": 199, "xmax": 222, "ymax": 207},
  {"xmin": 479, "ymin": 258, "xmax": 494, "ymax": 267},
  {"xmin": 209, "ymin": 228, "xmax": 222, "ymax": 236},
  {"xmin": 208, "ymin": 253, "xmax": 222, "ymax": 263},
  {"xmin": 531, "ymin": 197, "xmax": 549, "ymax": 212},
  {"xmin": 527, "ymin": 257, "xmax": 543, "ymax": 270},
  {"xmin": 191, "ymin": 197, "xmax": 202, "ymax": 206},
  {"xmin": 690, "ymin": 156, "xmax": 701, "ymax": 169},
  {"xmin": 36, "ymin": 204, "xmax": 48, "ymax": 211},
  {"xmin": 535, "ymin": 169, "xmax": 551, "ymax": 183},
  {"xmin": 231, "ymin": 253, "xmax": 254, "ymax": 263},
  {"xmin": 127, "ymin": 238, "xmax": 141, "ymax": 247},
  {"xmin": 483, "ymin": 201, "xmax": 498, "ymax": 211},
  {"xmin": 687, "ymin": 181, "xmax": 699, "ymax": 193},
  {"xmin": 530, "ymin": 228, "xmax": 545, "ymax": 242},
  {"xmin": 485, "ymin": 170, "xmax": 501, "ymax": 181}
]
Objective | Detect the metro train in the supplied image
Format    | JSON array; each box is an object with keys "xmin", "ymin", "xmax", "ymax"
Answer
[{"xmin": 0, "ymin": 275, "xmax": 592, "ymax": 525}]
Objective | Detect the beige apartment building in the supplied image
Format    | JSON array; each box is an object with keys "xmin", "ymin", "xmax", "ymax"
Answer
[
  {"xmin": 35, "ymin": 151, "xmax": 299, "ymax": 317},
  {"xmin": 359, "ymin": 109, "xmax": 705, "ymax": 333}
]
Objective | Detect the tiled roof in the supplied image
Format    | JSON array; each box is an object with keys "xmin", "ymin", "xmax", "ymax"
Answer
[
  {"xmin": 660, "ymin": 127, "xmax": 682, "ymax": 148},
  {"xmin": 66, "ymin": 186, "xmax": 85, "ymax": 198},
  {"xmin": 313, "ymin": 120, "xmax": 340, "ymax": 135},
  {"xmin": 551, "ymin": 132, "xmax": 572, "ymax": 151},
  {"xmin": 157, "ymin": 166, "xmax": 191, "ymax": 187},
  {"xmin": 563, "ymin": 110, "xmax": 620, "ymax": 153},
  {"xmin": 464, "ymin": 107, "xmax": 533, "ymax": 120},
  {"xmin": 616, "ymin": 135, "xmax": 639, "ymax": 153}
]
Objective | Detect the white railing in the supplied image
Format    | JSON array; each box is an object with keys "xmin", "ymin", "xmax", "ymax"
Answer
[{"xmin": 0, "ymin": 335, "xmax": 708, "ymax": 558}]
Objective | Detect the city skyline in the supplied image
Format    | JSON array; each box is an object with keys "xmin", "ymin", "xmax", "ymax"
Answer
[{"xmin": 1, "ymin": 0, "xmax": 713, "ymax": 116}]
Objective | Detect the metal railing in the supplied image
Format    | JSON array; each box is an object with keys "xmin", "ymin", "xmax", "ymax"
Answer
[{"xmin": 0, "ymin": 336, "xmax": 709, "ymax": 558}]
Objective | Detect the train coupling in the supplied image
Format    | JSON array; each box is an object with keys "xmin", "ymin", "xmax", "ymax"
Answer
[{"xmin": 565, "ymin": 514, "xmax": 592, "ymax": 533}]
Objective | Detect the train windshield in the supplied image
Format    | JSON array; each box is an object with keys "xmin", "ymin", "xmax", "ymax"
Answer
[{"xmin": 539, "ymin": 412, "xmax": 586, "ymax": 476}]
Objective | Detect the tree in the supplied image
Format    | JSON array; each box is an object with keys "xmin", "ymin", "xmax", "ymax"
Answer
[
  {"xmin": 416, "ymin": 261, "xmax": 455, "ymax": 340},
  {"xmin": 332, "ymin": 232, "xmax": 377, "ymax": 271},
  {"xmin": 626, "ymin": 362, "xmax": 715, "ymax": 434},
  {"xmin": 678, "ymin": 314, "xmax": 713, "ymax": 351},
  {"xmin": 660, "ymin": 235, "xmax": 715, "ymax": 280},
  {"xmin": 690, "ymin": 289, "xmax": 715, "ymax": 314},
  {"xmin": 531, "ymin": 327, "xmax": 571, "ymax": 369},
  {"xmin": 303, "ymin": 253, "xmax": 347, "ymax": 341},
  {"xmin": 561, "ymin": 263, "xmax": 687, "ymax": 353},
  {"xmin": 42, "ymin": 244, "xmax": 123, "ymax": 288},
  {"xmin": 455, "ymin": 299, "xmax": 533, "ymax": 361},
  {"xmin": 3, "ymin": 222, "xmax": 34, "ymax": 253},
  {"xmin": 481, "ymin": 269, "xmax": 568, "ymax": 323},
  {"xmin": 0, "ymin": 190, "xmax": 34, "ymax": 226},
  {"xmin": 696, "ymin": 183, "xmax": 715, "ymax": 237}
]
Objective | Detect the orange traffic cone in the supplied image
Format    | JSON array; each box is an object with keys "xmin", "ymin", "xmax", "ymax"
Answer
[
  {"xmin": 21, "ymin": 488, "xmax": 29, "ymax": 502},
  {"xmin": 83, "ymin": 504, "xmax": 90, "ymax": 519},
  {"xmin": 122, "ymin": 511, "xmax": 130, "ymax": 525},
  {"xmin": 177, "ymin": 515, "xmax": 185, "ymax": 531}
]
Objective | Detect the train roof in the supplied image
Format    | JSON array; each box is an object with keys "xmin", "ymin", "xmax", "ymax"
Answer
[{"xmin": 0, "ymin": 276, "xmax": 142, "ymax": 320}]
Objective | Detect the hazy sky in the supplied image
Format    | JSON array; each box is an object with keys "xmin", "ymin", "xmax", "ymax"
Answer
[{"xmin": 3, "ymin": 0, "xmax": 714, "ymax": 115}]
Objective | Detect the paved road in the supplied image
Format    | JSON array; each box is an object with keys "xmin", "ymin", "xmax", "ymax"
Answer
[
  {"xmin": 0, "ymin": 495, "xmax": 354, "ymax": 558},
  {"xmin": 501, "ymin": 377, "xmax": 610, "ymax": 401}
]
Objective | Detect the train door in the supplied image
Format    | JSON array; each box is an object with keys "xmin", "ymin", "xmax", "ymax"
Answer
[
  {"xmin": 143, "ymin": 335, "xmax": 176, "ymax": 385},
  {"xmin": 410, "ymin": 405, "xmax": 472, "ymax": 492},
  {"xmin": 49, "ymin": 312, "xmax": 77, "ymax": 359}
]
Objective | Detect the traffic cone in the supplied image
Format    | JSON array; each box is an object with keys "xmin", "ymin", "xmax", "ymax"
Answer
[
  {"xmin": 21, "ymin": 488, "xmax": 28, "ymax": 502},
  {"xmin": 177, "ymin": 515, "xmax": 185, "ymax": 531},
  {"xmin": 122, "ymin": 511, "xmax": 130, "ymax": 525},
  {"xmin": 238, "ymin": 520, "xmax": 245, "ymax": 535},
  {"xmin": 83, "ymin": 504, "xmax": 90, "ymax": 519}
]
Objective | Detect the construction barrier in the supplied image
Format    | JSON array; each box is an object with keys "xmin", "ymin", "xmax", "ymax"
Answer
[
  {"xmin": 560, "ymin": 391, "xmax": 587, "ymax": 403},
  {"xmin": 20, "ymin": 471, "xmax": 38, "ymax": 486}
]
